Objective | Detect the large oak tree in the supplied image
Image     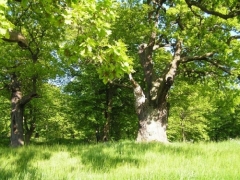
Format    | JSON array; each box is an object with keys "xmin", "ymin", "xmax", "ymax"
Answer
[
  {"xmin": 1, "ymin": 0, "xmax": 240, "ymax": 145},
  {"xmin": 110, "ymin": 0, "xmax": 240, "ymax": 142}
]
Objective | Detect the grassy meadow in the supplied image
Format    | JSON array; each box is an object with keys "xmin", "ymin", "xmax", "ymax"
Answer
[{"xmin": 0, "ymin": 140, "xmax": 240, "ymax": 180}]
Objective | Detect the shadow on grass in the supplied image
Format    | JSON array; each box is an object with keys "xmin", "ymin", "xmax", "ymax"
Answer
[
  {"xmin": 0, "ymin": 148, "xmax": 35, "ymax": 179},
  {"xmin": 80, "ymin": 142, "xmax": 141, "ymax": 172},
  {"xmin": 31, "ymin": 138, "xmax": 88, "ymax": 146},
  {"xmin": 0, "ymin": 139, "xmax": 205, "ymax": 177},
  {"xmin": 0, "ymin": 146, "xmax": 52, "ymax": 179},
  {"xmin": 79, "ymin": 141, "xmax": 204, "ymax": 172}
]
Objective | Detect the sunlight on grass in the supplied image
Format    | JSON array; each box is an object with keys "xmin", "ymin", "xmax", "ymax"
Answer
[
  {"xmin": 1, "ymin": 140, "xmax": 240, "ymax": 179},
  {"xmin": 33, "ymin": 151, "xmax": 82, "ymax": 174}
]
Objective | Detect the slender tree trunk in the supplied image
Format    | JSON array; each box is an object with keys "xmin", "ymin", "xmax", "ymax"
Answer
[
  {"xmin": 180, "ymin": 112, "xmax": 186, "ymax": 142},
  {"xmin": 180, "ymin": 120, "xmax": 186, "ymax": 142},
  {"xmin": 103, "ymin": 84, "xmax": 114, "ymax": 141},
  {"xmin": 24, "ymin": 120, "xmax": 36, "ymax": 145},
  {"xmin": 25, "ymin": 131, "xmax": 32, "ymax": 145},
  {"xmin": 24, "ymin": 105, "xmax": 37, "ymax": 145}
]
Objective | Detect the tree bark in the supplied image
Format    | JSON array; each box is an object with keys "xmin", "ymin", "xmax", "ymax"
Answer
[
  {"xmin": 129, "ymin": 73, "xmax": 170, "ymax": 142},
  {"xmin": 4, "ymin": 26, "xmax": 41, "ymax": 147},
  {"xmin": 136, "ymin": 103, "xmax": 169, "ymax": 142},
  {"xmin": 2, "ymin": 30, "xmax": 28, "ymax": 48},
  {"xmin": 10, "ymin": 74, "xmax": 24, "ymax": 147},
  {"xmin": 129, "ymin": 40, "xmax": 181, "ymax": 143},
  {"xmin": 10, "ymin": 74, "xmax": 38, "ymax": 147},
  {"xmin": 103, "ymin": 84, "xmax": 114, "ymax": 141}
]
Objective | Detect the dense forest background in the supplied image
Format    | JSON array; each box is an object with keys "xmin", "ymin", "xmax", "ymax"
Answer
[
  {"xmin": 0, "ymin": 0, "xmax": 240, "ymax": 146},
  {"xmin": 1, "ymin": 73, "xmax": 240, "ymax": 143}
]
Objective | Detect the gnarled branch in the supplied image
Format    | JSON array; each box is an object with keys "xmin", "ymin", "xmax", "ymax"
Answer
[
  {"xmin": 181, "ymin": 52, "xmax": 231, "ymax": 74},
  {"xmin": 181, "ymin": 52, "xmax": 215, "ymax": 63},
  {"xmin": 2, "ymin": 30, "xmax": 28, "ymax": 48},
  {"xmin": 227, "ymin": 35, "xmax": 240, "ymax": 45},
  {"xmin": 129, "ymin": 74, "xmax": 147, "ymax": 115},
  {"xmin": 20, "ymin": 92, "xmax": 39, "ymax": 106},
  {"xmin": 185, "ymin": 0, "xmax": 240, "ymax": 19},
  {"xmin": 165, "ymin": 40, "xmax": 182, "ymax": 85},
  {"xmin": 110, "ymin": 81, "xmax": 132, "ymax": 89}
]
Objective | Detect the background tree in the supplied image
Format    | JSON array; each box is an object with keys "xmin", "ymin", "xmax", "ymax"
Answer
[
  {"xmin": 24, "ymin": 83, "xmax": 74, "ymax": 142},
  {"xmin": 0, "ymin": 0, "xmax": 66, "ymax": 146},
  {"xmin": 168, "ymin": 79, "xmax": 212, "ymax": 142},
  {"xmin": 63, "ymin": 64, "xmax": 138, "ymax": 142},
  {"xmin": 168, "ymin": 76, "xmax": 240, "ymax": 142},
  {"xmin": 206, "ymin": 84, "xmax": 240, "ymax": 141},
  {"xmin": 0, "ymin": 94, "xmax": 9, "ymax": 145}
]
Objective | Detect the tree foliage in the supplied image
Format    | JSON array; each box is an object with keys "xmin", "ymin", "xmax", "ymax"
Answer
[
  {"xmin": 0, "ymin": 0, "xmax": 239, "ymax": 145},
  {"xmin": 63, "ymin": 64, "xmax": 138, "ymax": 141}
]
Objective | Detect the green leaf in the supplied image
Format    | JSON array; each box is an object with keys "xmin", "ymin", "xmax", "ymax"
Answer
[{"xmin": 21, "ymin": 0, "xmax": 28, "ymax": 8}]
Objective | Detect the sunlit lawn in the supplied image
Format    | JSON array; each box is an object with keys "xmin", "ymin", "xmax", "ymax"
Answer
[{"xmin": 1, "ymin": 140, "xmax": 240, "ymax": 180}]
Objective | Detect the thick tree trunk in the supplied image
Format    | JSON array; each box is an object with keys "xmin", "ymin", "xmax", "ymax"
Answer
[
  {"xmin": 10, "ymin": 76, "xmax": 24, "ymax": 147},
  {"xmin": 11, "ymin": 104, "xmax": 24, "ymax": 147},
  {"xmin": 5, "ymin": 30, "xmax": 39, "ymax": 147},
  {"xmin": 129, "ymin": 40, "xmax": 181, "ymax": 142},
  {"xmin": 129, "ymin": 74, "xmax": 169, "ymax": 143},
  {"xmin": 137, "ymin": 103, "xmax": 168, "ymax": 142},
  {"xmin": 10, "ymin": 74, "xmax": 38, "ymax": 147}
]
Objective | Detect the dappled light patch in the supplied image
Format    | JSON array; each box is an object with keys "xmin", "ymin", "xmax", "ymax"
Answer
[{"xmin": 33, "ymin": 151, "xmax": 82, "ymax": 173}]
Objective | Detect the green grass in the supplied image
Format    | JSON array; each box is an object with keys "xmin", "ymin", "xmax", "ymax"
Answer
[{"xmin": 1, "ymin": 140, "xmax": 240, "ymax": 180}]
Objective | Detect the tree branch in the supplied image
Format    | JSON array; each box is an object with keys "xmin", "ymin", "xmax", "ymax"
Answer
[
  {"xmin": 181, "ymin": 52, "xmax": 215, "ymax": 63},
  {"xmin": 153, "ymin": 42, "xmax": 175, "ymax": 50},
  {"xmin": 129, "ymin": 73, "xmax": 147, "ymax": 115},
  {"xmin": 20, "ymin": 92, "xmax": 39, "ymax": 106},
  {"xmin": 2, "ymin": 30, "xmax": 28, "ymax": 48},
  {"xmin": 205, "ymin": 59, "xmax": 231, "ymax": 74},
  {"xmin": 181, "ymin": 52, "xmax": 231, "ymax": 74},
  {"xmin": 109, "ymin": 81, "xmax": 132, "ymax": 89},
  {"xmin": 151, "ymin": 40, "xmax": 182, "ymax": 105},
  {"xmin": 176, "ymin": 16, "xmax": 185, "ymax": 30},
  {"xmin": 227, "ymin": 35, "xmax": 240, "ymax": 45},
  {"xmin": 185, "ymin": 0, "xmax": 240, "ymax": 19},
  {"xmin": 129, "ymin": 73, "xmax": 139, "ymax": 88},
  {"xmin": 138, "ymin": 43, "xmax": 154, "ymax": 94},
  {"xmin": 165, "ymin": 40, "xmax": 182, "ymax": 85}
]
